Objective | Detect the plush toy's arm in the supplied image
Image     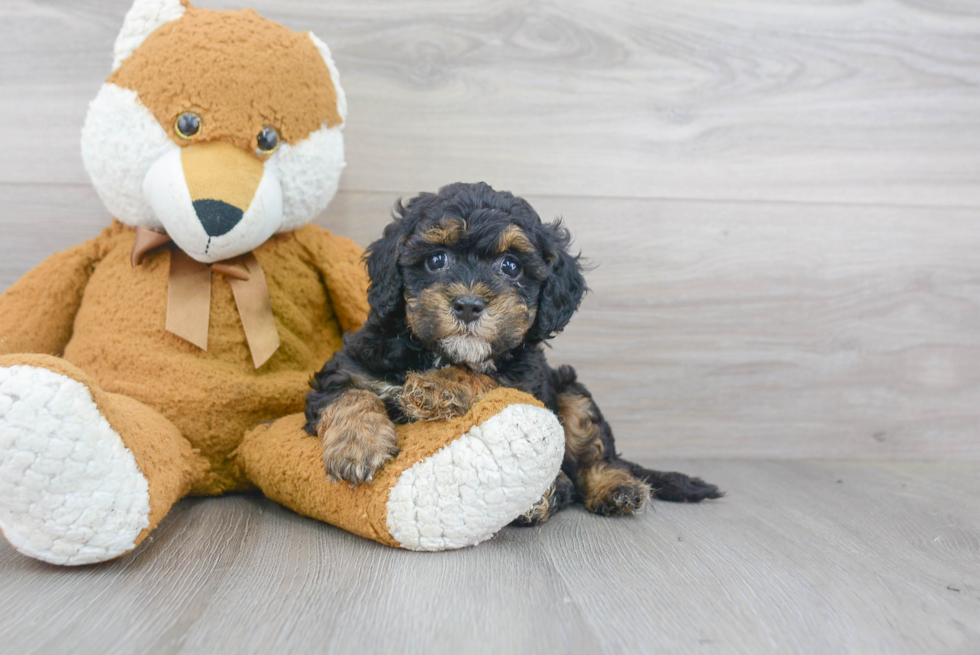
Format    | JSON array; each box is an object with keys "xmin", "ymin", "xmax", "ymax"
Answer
[
  {"xmin": 0, "ymin": 236, "xmax": 106, "ymax": 356},
  {"xmin": 295, "ymin": 224, "xmax": 370, "ymax": 335}
]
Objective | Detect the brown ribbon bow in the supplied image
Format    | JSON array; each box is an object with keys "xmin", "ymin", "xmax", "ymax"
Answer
[{"xmin": 131, "ymin": 227, "xmax": 281, "ymax": 368}]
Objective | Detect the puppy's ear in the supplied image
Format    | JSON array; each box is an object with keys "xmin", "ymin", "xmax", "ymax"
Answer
[
  {"xmin": 529, "ymin": 220, "xmax": 587, "ymax": 341},
  {"xmin": 365, "ymin": 219, "xmax": 406, "ymax": 322}
]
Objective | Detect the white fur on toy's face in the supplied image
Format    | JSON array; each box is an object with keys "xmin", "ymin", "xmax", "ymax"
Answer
[
  {"xmin": 80, "ymin": 0, "xmax": 346, "ymax": 264},
  {"xmin": 82, "ymin": 86, "xmax": 345, "ymax": 263},
  {"xmin": 142, "ymin": 147, "xmax": 285, "ymax": 262}
]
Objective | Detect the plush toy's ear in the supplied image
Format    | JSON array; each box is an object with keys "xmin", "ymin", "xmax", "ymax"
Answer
[
  {"xmin": 528, "ymin": 221, "xmax": 587, "ymax": 341},
  {"xmin": 365, "ymin": 221, "xmax": 407, "ymax": 322},
  {"xmin": 308, "ymin": 33, "xmax": 348, "ymax": 125},
  {"xmin": 112, "ymin": 0, "xmax": 187, "ymax": 71}
]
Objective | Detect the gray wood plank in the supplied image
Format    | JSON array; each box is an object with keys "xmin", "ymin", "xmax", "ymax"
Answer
[
  {"xmin": 328, "ymin": 191, "xmax": 980, "ymax": 460},
  {"xmin": 177, "ymin": 510, "xmax": 605, "ymax": 655},
  {"xmin": 0, "ymin": 460, "xmax": 977, "ymax": 654},
  {"xmin": 532, "ymin": 196, "xmax": 980, "ymax": 462},
  {"xmin": 3, "ymin": 187, "xmax": 979, "ymax": 461},
  {"xmin": 2, "ymin": 0, "xmax": 979, "ymax": 205},
  {"xmin": 3, "ymin": 1, "xmax": 979, "ymax": 653},
  {"xmin": 541, "ymin": 459, "xmax": 980, "ymax": 654}
]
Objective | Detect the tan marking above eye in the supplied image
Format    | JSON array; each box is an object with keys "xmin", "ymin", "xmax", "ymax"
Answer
[
  {"xmin": 421, "ymin": 219, "xmax": 466, "ymax": 247},
  {"xmin": 496, "ymin": 224, "xmax": 536, "ymax": 254}
]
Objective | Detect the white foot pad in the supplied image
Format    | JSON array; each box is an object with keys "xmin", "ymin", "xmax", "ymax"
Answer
[
  {"xmin": 0, "ymin": 366, "xmax": 150, "ymax": 565},
  {"xmin": 386, "ymin": 403, "xmax": 565, "ymax": 551}
]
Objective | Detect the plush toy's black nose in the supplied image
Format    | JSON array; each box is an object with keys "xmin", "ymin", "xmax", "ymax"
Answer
[
  {"xmin": 453, "ymin": 296, "xmax": 486, "ymax": 324},
  {"xmin": 193, "ymin": 199, "xmax": 244, "ymax": 237}
]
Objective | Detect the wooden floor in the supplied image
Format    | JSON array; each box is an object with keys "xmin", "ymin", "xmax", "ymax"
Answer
[
  {"xmin": 2, "ymin": 0, "xmax": 979, "ymax": 653},
  {"xmin": 1, "ymin": 459, "xmax": 978, "ymax": 655}
]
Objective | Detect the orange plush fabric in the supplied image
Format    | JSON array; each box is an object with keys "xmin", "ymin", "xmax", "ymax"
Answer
[
  {"xmin": 238, "ymin": 388, "xmax": 545, "ymax": 546},
  {"xmin": 0, "ymin": 222, "xmax": 368, "ymax": 494},
  {"xmin": 0, "ymin": 221, "xmax": 556, "ymax": 553},
  {"xmin": 108, "ymin": 4, "xmax": 343, "ymax": 151},
  {"xmin": 0, "ymin": 0, "xmax": 563, "ymax": 561},
  {"xmin": 0, "ymin": 353, "xmax": 207, "ymax": 546}
]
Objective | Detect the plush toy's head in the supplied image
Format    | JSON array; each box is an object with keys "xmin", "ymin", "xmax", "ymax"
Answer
[{"xmin": 81, "ymin": 0, "xmax": 346, "ymax": 263}]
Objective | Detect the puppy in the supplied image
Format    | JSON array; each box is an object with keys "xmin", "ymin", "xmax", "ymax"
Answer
[{"xmin": 306, "ymin": 182, "xmax": 722, "ymax": 524}]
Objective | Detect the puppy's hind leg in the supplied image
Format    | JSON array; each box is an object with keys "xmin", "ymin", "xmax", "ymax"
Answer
[
  {"xmin": 618, "ymin": 461, "xmax": 724, "ymax": 503},
  {"xmin": 511, "ymin": 470, "xmax": 574, "ymax": 527},
  {"xmin": 557, "ymin": 391, "xmax": 652, "ymax": 516}
]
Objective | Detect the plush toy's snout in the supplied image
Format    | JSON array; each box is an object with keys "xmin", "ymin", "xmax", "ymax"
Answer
[
  {"xmin": 143, "ymin": 141, "xmax": 283, "ymax": 262},
  {"xmin": 183, "ymin": 143, "xmax": 263, "ymax": 237}
]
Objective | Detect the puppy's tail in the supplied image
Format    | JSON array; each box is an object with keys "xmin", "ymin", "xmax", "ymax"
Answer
[{"xmin": 619, "ymin": 460, "xmax": 724, "ymax": 503}]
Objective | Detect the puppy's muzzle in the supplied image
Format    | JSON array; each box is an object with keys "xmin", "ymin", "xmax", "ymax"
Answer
[{"xmin": 452, "ymin": 295, "xmax": 486, "ymax": 324}]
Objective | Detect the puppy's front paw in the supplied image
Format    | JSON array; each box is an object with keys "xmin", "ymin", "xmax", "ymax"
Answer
[
  {"xmin": 318, "ymin": 390, "xmax": 399, "ymax": 484},
  {"xmin": 398, "ymin": 370, "xmax": 473, "ymax": 421}
]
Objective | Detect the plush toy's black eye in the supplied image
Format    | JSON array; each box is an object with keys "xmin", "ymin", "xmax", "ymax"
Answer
[
  {"xmin": 500, "ymin": 255, "xmax": 522, "ymax": 278},
  {"xmin": 257, "ymin": 126, "xmax": 280, "ymax": 153},
  {"xmin": 425, "ymin": 251, "xmax": 449, "ymax": 272},
  {"xmin": 174, "ymin": 112, "xmax": 201, "ymax": 140}
]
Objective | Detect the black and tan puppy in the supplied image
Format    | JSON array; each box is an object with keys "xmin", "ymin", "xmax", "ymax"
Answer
[{"xmin": 306, "ymin": 182, "xmax": 721, "ymax": 524}]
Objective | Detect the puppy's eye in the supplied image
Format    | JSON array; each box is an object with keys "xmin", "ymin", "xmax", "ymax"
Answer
[
  {"xmin": 174, "ymin": 112, "xmax": 201, "ymax": 140},
  {"xmin": 425, "ymin": 251, "xmax": 449, "ymax": 272},
  {"xmin": 500, "ymin": 255, "xmax": 522, "ymax": 278},
  {"xmin": 257, "ymin": 126, "xmax": 280, "ymax": 154}
]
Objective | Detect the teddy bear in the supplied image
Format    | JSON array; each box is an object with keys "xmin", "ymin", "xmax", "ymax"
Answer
[{"xmin": 0, "ymin": 0, "xmax": 564, "ymax": 565}]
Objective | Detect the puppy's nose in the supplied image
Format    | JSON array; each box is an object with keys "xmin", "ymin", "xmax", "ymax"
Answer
[{"xmin": 453, "ymin": 296, "xmax": 486, "ymax": 324}]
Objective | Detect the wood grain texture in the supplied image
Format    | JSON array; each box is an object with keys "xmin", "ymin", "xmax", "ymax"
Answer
[
  {"xmin": 2, "ymin": 0, "xmax": 978, "ymax": 460},
  {"xmin": 329, "ymin": 191, "xmax": 980, "ymax": 461},
  {"xmin": 3, "ymin": 187, "xmax": 979, "ymax": 460},
  {"xmin": 3, "ymin": 1, "xmax": 979, "ymax": 653},
  {"xmin": 1, "ymin": 0, "xmax": 979, "ymax": 204},
  {"xmin": 0, "ymin": 460, "xmax": 977, "ymax": 654}
]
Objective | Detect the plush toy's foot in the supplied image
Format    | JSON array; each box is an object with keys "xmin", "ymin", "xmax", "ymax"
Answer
[
  {"xmin": 240, "ymin": 388, "xmax": 565, "ymax": 551},
  {"xmin": 385, "ymin": 393, "xmax": 564, "ymax": 550},
  {"xmin": 0, "ymin": 355, "xmax": 205, "ymax": 566},
  {"xmin": 0, "ymin": 365, "xmax": 151, "ymax": 565}
]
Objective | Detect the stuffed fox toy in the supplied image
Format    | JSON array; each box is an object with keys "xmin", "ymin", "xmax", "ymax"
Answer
[{"xmin": 0, "ymin": 0, "xmax": 563, "ymax": 564}]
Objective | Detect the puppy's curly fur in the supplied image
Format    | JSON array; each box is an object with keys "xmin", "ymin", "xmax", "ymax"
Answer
[{"xmin": 306, "ymin": 182, "xmax": 723, "ymax": 521}]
